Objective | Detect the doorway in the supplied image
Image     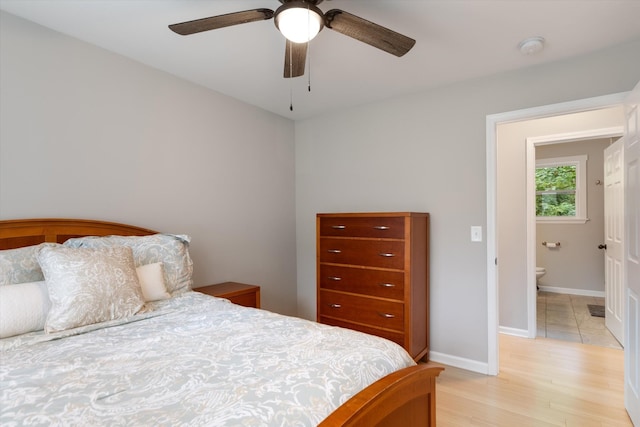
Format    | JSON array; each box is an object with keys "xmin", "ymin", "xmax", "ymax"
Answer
[
  {"xmin": 485, "ymin": 92, "xmax": 628, "ymax": 375},
  {"xmin": 532, "ymin": 134, "xmax": 624, "ymax": 349},
  {"xmin": 529, "ymin": 130, "xmax": 623, "ymax": 349}
]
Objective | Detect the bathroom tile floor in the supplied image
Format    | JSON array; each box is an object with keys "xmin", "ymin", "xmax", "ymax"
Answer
[{"xmin": 536, "ymin": 291, "xmax": 622, "ymax": 350}]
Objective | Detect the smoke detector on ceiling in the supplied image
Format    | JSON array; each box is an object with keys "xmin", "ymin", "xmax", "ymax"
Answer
[{"xmin": 518, "ymin": 36, "xmax": 545, "ymax": 55}]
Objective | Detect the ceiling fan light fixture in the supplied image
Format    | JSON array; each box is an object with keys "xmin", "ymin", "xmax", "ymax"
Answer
[{"xmin": 275, "ymin": 2, "xmax": 324, "ymax": 43}]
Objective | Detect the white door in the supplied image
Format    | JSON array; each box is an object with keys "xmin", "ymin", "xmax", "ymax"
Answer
[
  {"xmin": 624, "ymin": 80, "xmax": 640, "ymax": 426},
  {"xmin": 604, "ymin": 138, "xmax": 625, "ymax": 345}
]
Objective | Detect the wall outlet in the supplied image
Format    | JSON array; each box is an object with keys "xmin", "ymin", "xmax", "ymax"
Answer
[{"xmin": 471, "ymin": 226, "xmax": 482, "ymax": 242}]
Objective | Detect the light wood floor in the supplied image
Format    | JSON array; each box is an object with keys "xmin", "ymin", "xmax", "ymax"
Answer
[{"xmin": 431, "ymin": 334, "xmax": 631, "ymax": 426}]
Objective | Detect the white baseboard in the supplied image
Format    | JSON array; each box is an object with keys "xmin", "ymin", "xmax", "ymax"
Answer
[
  {"xmin": 538, "ymin": 286, "xmax": 605, "ymax": 298},
  {"xmin": 429, "ymin": 351, "xmax": 490, "ymax": 375},
  {"xmin": 498, "ymin": 326, "xmax": 529, "ymax": 338}
]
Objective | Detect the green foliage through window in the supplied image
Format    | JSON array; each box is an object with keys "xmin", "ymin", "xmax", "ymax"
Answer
[{"xmin": 535, "ymin": 165, "xmax": 576, "ymax": 217}]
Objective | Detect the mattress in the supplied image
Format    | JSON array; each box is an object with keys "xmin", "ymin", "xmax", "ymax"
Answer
[{"xmin": 0, "ymin": 292, "xmax": 415, "ymax": 426}]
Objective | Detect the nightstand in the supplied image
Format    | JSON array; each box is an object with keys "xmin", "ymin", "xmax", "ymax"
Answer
[{"xmin": 195, "ymin": 282, "xmax": 261, "ymax": 308}]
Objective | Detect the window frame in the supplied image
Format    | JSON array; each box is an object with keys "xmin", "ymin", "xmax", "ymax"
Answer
[{"xmin": 535, "ymin": 154, "xmax": 588, "ymax": 224}]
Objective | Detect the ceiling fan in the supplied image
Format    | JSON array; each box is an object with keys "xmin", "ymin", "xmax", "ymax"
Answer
[{"xmin": 168, "ymin": 0, "xmax": 416, "ymax": 78}]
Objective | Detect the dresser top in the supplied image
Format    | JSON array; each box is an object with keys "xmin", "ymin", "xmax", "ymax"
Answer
[{"xmin": 317, "ymin": 212, "xmax": 429, "ymax": 218}]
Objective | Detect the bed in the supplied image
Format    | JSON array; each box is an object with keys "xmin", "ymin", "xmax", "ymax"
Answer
[{"xmin": 0, "ymin": 218, "xmax": 443, "ymax": 426}]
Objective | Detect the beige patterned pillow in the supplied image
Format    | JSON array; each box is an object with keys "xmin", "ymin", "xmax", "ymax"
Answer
[{"xmin": 38, "ymin": 246, "xmax": 145, "ymax": 333}]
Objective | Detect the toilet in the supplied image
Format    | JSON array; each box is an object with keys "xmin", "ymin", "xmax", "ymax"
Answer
[{"xmin": 536, "ymin": 267, "xmax": 546, "ymax": 283}]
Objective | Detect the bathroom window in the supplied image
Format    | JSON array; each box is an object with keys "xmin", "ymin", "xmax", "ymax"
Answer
[{"xmin": 535, "ymin": 155, "xmax": 588, "ymax": 223}]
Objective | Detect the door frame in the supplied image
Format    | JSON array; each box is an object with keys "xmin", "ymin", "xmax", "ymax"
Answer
[{"xmin": 486, "ymin": 92, "xmax": 628, "ymax": 375}]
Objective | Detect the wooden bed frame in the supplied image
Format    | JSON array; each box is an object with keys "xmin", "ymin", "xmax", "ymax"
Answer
[{"xmin": 0, "ymin": 218, "xmax": 443, "ymax": 427}]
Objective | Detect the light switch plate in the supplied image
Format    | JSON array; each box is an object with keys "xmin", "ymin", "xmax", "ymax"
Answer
[{"xmin": 471, "ymin": 226, "xmax": 482, "ymax": 242}]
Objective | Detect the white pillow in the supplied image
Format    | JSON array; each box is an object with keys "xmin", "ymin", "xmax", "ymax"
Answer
[
  {"xmin": 136, "ymin": 262, "xmax": 171, "ymax": 302},
  {"xmin": 0, "ymin": 281, "xmax": 50, "ymax": 338},
  {"xmin": 38, "ymin": 246, "xmax": 145, "ymax": 333}
]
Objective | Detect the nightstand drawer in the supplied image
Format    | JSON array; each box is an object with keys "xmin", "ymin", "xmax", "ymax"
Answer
[
  {"xmin": 195, "ymin": 282, "xmax": 260, "ymax": 308},
  {"xmin": 319, "ymin": 238, "xmax": 405, "ymax": 269},
  {"xmin": 318, "ymin": 290, "xmax": 404, "ymax": 331}
]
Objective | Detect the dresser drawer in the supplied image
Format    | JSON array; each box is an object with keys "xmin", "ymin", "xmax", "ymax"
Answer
[
  {"xmin": 319, "ymin": 238, "xmax": 405, "ymax": 269},
  {"xmin": 320, "ymin": 317, "xmax": 405, "ymax": 347},
  {"xmin": 319, "ymin": 290, "xmax": 404, "ymax": 331},
  {"xmin": 319, "ymin": 216, "xmax": 405, "ymax": 239},
  {"xmin": 319, "ymin": 265, "xmax": 404, "ymax": 300}
]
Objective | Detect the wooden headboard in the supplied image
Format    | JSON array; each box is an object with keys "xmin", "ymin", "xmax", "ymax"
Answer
[{"xmin": 0, "ymin": 218, "xmax": 158, "ymax": 250}]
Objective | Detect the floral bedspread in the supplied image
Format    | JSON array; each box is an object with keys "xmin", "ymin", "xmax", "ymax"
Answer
[{"xmin": 0, "ymin": 292, "xmax": 415, "ymax": 426}]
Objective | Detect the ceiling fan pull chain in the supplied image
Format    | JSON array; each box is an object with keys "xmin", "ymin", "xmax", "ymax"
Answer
[
  {"xmin": 308, "ymin": 54, "xmax": 311, "ymax": 93},
  {"xmin": 290, "ymin": 86, "xmax": 294, "ymax": 111},
  {"xmin": 289, "ymin": 39, "xmax": 294, "ymax": 111},
  {"xmin": 308, "ymin": 35, "xmax": 312, "ymax": 92},
  {"xmin": 307, "ymin": 4, "xmax": 312, "ymax": 92}
]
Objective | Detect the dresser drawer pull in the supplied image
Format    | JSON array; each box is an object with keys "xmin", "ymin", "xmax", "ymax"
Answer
[
  {"xmin": 373, "ymin": 226, "xmax": 390, "ymax": 230},
  {"xmin": 331, "ymin": 225, "xmax": 346, "ymax": 229},
  {"xmin": 329, "ymin": 303, "xmax": 342, "ymax": 309},
  {"xmin": 379, "ymin": 283, "xmax": 395, "ymax": 288},
  {"xmin": 379, "ymin": 253, "xmax": 395, "ymax": 257},
  {"xmin": 327, "ymin": 249, "xmax": 342, "ymax": 254},
  {"xmin": 378, "ymin": 312, "xmax": 395, "ymax": 319},
  {"xmin": 328, "ymin": 276, "xmax": 342, "ymax": 281}
]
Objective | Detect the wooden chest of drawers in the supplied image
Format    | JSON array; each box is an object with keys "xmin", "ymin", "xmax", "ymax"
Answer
[{"xmin": 316, "ymin": 212, "xmax": 429, "ymax": 361}]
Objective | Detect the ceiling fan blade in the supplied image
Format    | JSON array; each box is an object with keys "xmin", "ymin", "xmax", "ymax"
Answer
[
  {"xmin": 284, "ymin": 41, "xmax": 307, "ymax": 78},
  {"xmin": 324, "ymin": 9, "xmax": 415, "ymax": 57},
  {"xmin": 169, "ymin": 9, "xmax": 274, "ymax": 35}
]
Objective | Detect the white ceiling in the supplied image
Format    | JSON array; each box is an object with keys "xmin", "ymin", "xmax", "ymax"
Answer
[{"xmin": 2, "ymin": 0, "xmax": 640, "ymax": 120}]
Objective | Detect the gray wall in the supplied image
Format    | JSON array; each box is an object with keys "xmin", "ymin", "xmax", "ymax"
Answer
[
  {"xmin": 0, "ymin": 12, "xmax": 298, "ymax": 316},
  {"xmin": 536, "ymin": 138, "xmax": 612, "ymax": 293},
  {"xmin": 295, "ymin": 42, "xmax": 640, "ymax": 366},
  {"xmin": 497, "ymin": 108, "xmax": 623, "ymax": 331}
]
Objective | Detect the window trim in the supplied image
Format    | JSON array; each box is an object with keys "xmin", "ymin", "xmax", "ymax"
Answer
[{"xmin": 535, "ymin": 154, "xmax": 588, "ymax": 224}]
